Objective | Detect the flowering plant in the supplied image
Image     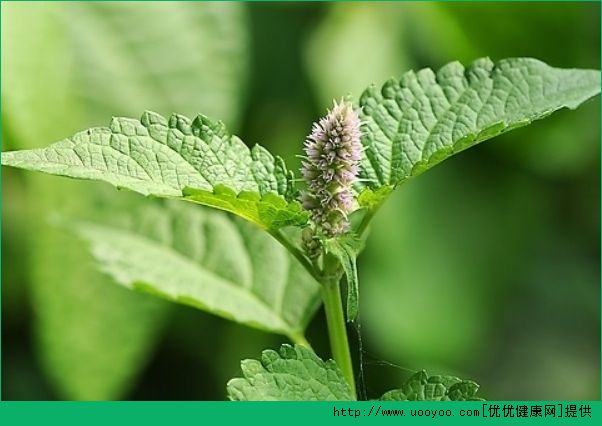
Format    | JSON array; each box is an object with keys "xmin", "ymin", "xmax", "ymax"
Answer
[{"xmin": 2, "ymin": 57, "xmax": 599, "ymax": 400}]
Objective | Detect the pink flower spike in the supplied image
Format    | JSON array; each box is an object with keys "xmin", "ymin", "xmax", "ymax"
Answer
[{"xmin": 300, "ymin": 100, "xmax": 362, "ymax": 237}]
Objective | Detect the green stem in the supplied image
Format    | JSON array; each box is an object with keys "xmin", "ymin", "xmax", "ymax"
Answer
[
  {"xmin": 271, "ymin": 230, "xmax": 356, "ymax": 398},
  {"xmin": 322, "ymin": 274, "xmax": 356, "ymax": 398},
  {"xmin": 270, "ymin": 230, "xmax": 322, "ymax": 283}
]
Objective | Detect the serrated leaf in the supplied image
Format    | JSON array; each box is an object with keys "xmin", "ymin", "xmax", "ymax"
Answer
[
  {"xmin": 227, "ymin": 344, "xmax": 355, "ymax": 401},
  {"xmin": 1, "ymin": 111, "xmax": 307, "ymax": 230},
  {"xmin": 358, "ymin": 57, "xmax": 601, "ymax": 192},
  {"xmin": 183, "ymin": 186, "xmax": 308, "ymax": 230},
  {"xmin": 325, "ymin": 237, "xmax": 361, "ymax": 321},
  {"xmin": 380, "ymin": 370, "xmax": 484, "ymax": 401},
  {"xmin": 70, "ymin": 201, "xmax": 320, "ymax": 339}
]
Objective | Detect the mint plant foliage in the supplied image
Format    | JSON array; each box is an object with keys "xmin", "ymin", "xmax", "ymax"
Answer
[
  {"xmin": 228, "ymin": 346, "xmax": 482, "ymax": 401},
  {"xmin": 227, "ymin": 344, "xmax": 354, "ymax": 401},
  {"xmin": 2, "ymin": 57, "xmax": 599, "ymax": 400},
  {"xmin": 69, "ymin": 201, "xmax": 321, "ymax": 342},
  {"xmin": 356, "ymin": 57, "xmax": 600, "ymax": 194},
  {"xmin": 380, "ymin": 371, "xmax": 484, "ymax": 401},
  {"xmin": 2, "ymin": 111, "xmax": 307, "ymax": 231}
]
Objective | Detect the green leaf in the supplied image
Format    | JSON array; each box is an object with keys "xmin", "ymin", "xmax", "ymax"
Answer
[
  {"xmin": 325, "ymin": 237, "xmax": 361, "ymax": 321},
  {"xmin": 358, "ymin": 57, "xmax": 601, "ymax": 193},
  {"xmin": 2, "ymin": 2, "xmax": 252, "ymax": 400},
  {"xmin": 70, "ymin": 201, "xmax": 320, "ymax": 339},
  {"xmin": 380, "ymin": 370, "xmax": 484, "ymax": 401},
  {"xmin": 227, "ymin": 344, "xmax": 355, "ymax": 401},
  {"xmin": 1, "ymin": 111, "xmax": 307, "ymax": 230},
  {"xmin": 356, "ymin": 185, "xmax": 394, "ymax": 211},
  {"xmin": 183, "ymin": 186, "xmax": 307, "ymax": 231},
  {"xmin": 31, "ymin": 191, "xmax": 171, "ymax": 400}
]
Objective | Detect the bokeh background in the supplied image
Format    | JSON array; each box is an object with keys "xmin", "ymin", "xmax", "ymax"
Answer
[{"xmin": 2, "ymin": 2, "xmax": 599, "ymax": 400}]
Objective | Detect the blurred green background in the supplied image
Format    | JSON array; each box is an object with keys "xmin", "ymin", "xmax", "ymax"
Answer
[{"xmin": 1, "ymin": 2, "xmax": 599, "ymax": 400}]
